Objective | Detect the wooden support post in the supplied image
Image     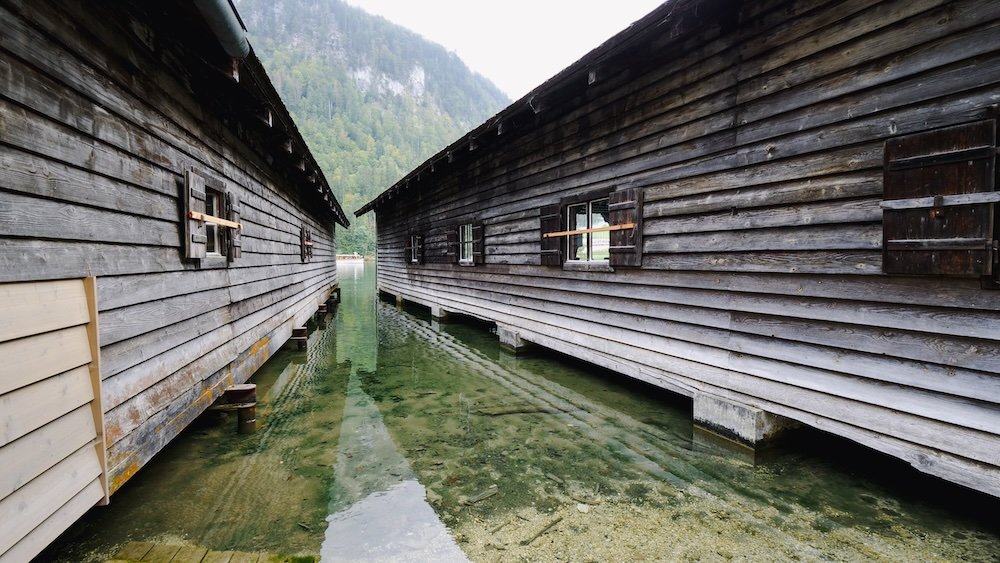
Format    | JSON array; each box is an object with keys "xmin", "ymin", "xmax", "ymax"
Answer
[
  {"xmin": 395, "ymin": 295, "xmax": 404, "ymax": 309},
  {"xmin": 208, "ymin": 384, "xmax": 258, "ymax": 434},
  {"xmin": 290, "ymin": 327, "xmax": 308, "ymax": 351}
]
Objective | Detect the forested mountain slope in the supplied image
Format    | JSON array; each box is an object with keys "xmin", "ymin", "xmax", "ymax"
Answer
[{"xmin": 235, "ymin": 0, "xmax": 510, "ymax": 253}]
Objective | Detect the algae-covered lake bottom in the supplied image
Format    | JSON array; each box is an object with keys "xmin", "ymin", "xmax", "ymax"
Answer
[{"xmin": 45, "ymin": 263, "xmax": 999, "ymax": 562}]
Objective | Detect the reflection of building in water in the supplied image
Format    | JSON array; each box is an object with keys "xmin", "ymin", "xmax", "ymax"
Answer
[{"xmin": 354, "ymin": 0, "xmax": 1000, "ymax": 499}]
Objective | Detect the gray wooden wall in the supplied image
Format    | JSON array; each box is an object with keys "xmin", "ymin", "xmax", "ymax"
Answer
[
  {"xmin": 373, "ymin": 0, "xmax": 1000, "ymax": 497},
  {"xmin": 0, "ymin": 0, "xmax": 338, "ymax": 493}
]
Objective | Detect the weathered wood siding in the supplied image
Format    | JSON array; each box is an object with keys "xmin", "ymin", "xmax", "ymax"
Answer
[
  {"xmin": 371, "ymin": 0, "xmax": 1000, "ymax": 497},
  {"xmin": 0, "ymin": 279, "xmax": 107, "ymax": 563},
  {"xmin": 0, "ymin": 0, "xmax": 339, "ymax": 503}
]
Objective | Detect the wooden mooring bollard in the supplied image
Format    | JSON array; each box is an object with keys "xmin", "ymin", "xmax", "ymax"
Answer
[{"xmin": 208, "ymin": 383, "xmax": 257, "ymax": 434}]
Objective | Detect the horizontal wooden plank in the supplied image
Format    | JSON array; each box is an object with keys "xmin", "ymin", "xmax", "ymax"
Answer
[
  {"xmin": 0, "ymin": 325, "xmax": 91, "ymax": 395},
  {"xmin": 643, "ymin": 223, "xmax": 882, "ymax": 253},
  {"xmin": 645, "ymin": 198, "xmax": 881, "ymax": 236},
  {"xmin": 0, "ymin": 279, "xmax": 89, "ymax": 343},
  {"xmin": 0, "ymin": 443, "xmax": 101, "ymax": 555},
  {"xmin": 0, "ymin": 477, "xmax": 103, "ymax": 563},
  {"xmin": 0, "ymin": 365, "xmax": 94, "ymax": 448},
  {"xmin": 99, "ymin": 287, "xmax": 232, "ymax": 346},
  {"xmin": 0, "ymin": 405, "xmax": 96, "ymax": 500},
  {"xmin": 0, "ymin": 144, "xmax": 179, "ymax": 223}
]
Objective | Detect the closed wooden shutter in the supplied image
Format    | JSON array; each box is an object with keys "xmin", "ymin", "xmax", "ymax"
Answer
[
  {"xmin": 472, "ymin": 222, "xmax": 485, "ymax": 265},
  {"xmin": 539, "ymin": 204, "xmax": 562, "ymax": 266},
  {"xmin": 882, "ymin": 119, "xmax": 998, "ymax": 279},
  {"xmin": 446, "ymin": 227, "xmax": 458, "ymax": 264},
  {"xmin": 609, "ymin": 187, "xmax": 643, "ymax": 267},
  {"xmin": 183, "ymin": 170, "xmax": 207, "ymax": 259},
  {"xmin": 226, "ymin": 191, "xmax": 241, "ymax": 261}
]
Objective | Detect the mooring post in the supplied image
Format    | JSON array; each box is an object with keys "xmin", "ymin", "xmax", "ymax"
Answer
[
  {"xmin": 290, "ymin": 326, "xmax": 308, "ymax": 351},
  {"xmin": 211, "ymin": 383, "xmax": 258, "ymax": 434}
]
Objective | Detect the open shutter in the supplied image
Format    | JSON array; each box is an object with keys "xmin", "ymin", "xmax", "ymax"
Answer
[
  {"xmin": 404, "ymin": 234, "xmax": 414, "ymax": 264},
  {"xmin": 415, "ymin": 234, "xmax": 425, "ymax": 265},
  {"xmin": 226, "ymin": 191, "xmax": 241, "ymax": 261},
  {"xmin": 472, "ymin": 222, "xmax": 485, "ymax": 265},
  {"xmin": 882, "ymin": 119, "xmax": 998, "ymax": 280},
  {"xmin": 183, "ymin": 170, "xmax": 208, "ymax": 259},
  {"xmin": 609, "ymin": 187, "xmax": 643, "ymax": 267},
  {"xmin": 446, "ymin": 227, "xmax": 459, "ymax": 264},
  {"xmin": 539, "ymin": 204, "xmax": 562, "ymax": 266}
]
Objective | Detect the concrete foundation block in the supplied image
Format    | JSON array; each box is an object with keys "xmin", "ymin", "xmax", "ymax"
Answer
[
  {"xmin": 496, "ymin": 324, "xmax": 531, "ymax": 354},
  {"xmin": 430, "ymin": 304, "xmax": 450, "ymax": 322},
  {"xmin": 693, "ymin": 393, "xmax": 797, "ymax": 447}
]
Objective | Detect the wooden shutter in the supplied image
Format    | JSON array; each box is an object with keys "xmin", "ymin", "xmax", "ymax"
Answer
[
  {"xmin": 472, "ymin": 222, "xmax": 485, "ymax": 265},
  {"xmin": 183, "ymin": 170, "xmax": 207, "ymax": 259},
  {"xmin": 609, "ymin": 187, "xmax": 643, "ymax": 267},
  {"xmin": 882, "ymin": 119, "xmax": 998, "ymax": 279},
  {"xmin": 446, "ymin": 226, "xmax": 459, "ymax": 264},
  {"xmin": 539, "ymin": 204, "xmax": 562, "ymax": 266},
  {"xmin": 226, "ymin": 191, "xmax": 241, "ymax": 261}
]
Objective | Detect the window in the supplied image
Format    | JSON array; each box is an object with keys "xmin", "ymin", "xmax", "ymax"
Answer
[
  {"xmin": 183, "ymin": 169, "xmax": 242, "ymax": 265},
  {"xmin": 539, "ymin": 188, "xmax": 642, "ymax": 268},
  {"xmin": 405, "ymin": 233, "xmax": 424, "ymax": 264},
  {"xmin": 566, "ymin": 198, "xmax": 610, "ymax": 262},
  {"xmin": 204, "ymin": 189, "xmax": 223, "ymax": 255},
  {"xmin": 459, "ymin": 223, "xmax": 474, "ymax": 264}
]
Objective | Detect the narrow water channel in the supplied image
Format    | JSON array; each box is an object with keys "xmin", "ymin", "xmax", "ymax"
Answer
[{"xmin": 45, "ymin": 262, "xmax": 999, "ymax": 562}]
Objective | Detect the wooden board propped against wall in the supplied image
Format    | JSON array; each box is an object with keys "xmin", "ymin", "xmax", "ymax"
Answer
[{"xmin": 0, "ymin": 278, "xmax": 108, "ymax": 562}]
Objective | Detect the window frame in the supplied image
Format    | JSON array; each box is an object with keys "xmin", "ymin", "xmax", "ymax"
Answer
[
  {"xmin": 410, "ymin": 234, "xmax": 420, "ymax": 264},
  {"xmin": 204, "ymin": 188, "xmax": 224, "ymax": 256},
  {"xmin": 565, "ymin": 197, "xmax": 610, "ymax": 263},
  {"xmin": 458, "ymin": 223, "xmax": 474, "ymax": 264}
]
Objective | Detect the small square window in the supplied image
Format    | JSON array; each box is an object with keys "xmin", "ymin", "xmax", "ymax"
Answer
[
  {"xmin": 204, "ymin": 189, "xmax": 224, "ymax": 256},
  {"xmin": 566, "ymin": 198, "xmax": 610, "ymax": 262},
  {"xmin": 459, "ymin": 223, "xmax": 474, "ymax": 264}
]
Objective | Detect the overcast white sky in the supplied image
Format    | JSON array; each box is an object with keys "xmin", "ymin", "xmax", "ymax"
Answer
[{"xmin": 343, "ymin": 0, "xmax": 667, "ymax": 100}]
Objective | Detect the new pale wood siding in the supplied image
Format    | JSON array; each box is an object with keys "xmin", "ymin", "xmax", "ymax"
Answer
[
  {"xmin": 365, "ymin": 0, "xmax": 1000, "ymax": 497},
  {"xmin": 0, "ymin": 279, "xmax": 107, "ymax": 563},
  {"xmin": 0, "ymin": 0, "xmax": 344, "ymax": 527}
]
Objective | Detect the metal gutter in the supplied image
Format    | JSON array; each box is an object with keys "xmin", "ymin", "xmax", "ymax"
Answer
[{"xmin": 193, "ymin": 0, "xmax": 250, "ymax": 59}]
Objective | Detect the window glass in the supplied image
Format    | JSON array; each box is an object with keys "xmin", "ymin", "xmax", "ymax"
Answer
[
  {"xmin": 459, "ymin": 223, "xmax": 474, "ymax": 263},
  {"xmin": 205, "ymin": 190, "xmax": 222, "ymax": 255},
  {"xmin": 567, "ymin": 203, "xmax": 588, "ymax": 261},
  {"xmin": 565, "ymin": 198, "xmax": 609, "ymax": 262},
  {"xmin": 411, "ymin": 235, "xmax": 419, "ymax": 263},
  {"xmin": 591, "ymin": 199, "xmax": 610, "ymax": 261}
]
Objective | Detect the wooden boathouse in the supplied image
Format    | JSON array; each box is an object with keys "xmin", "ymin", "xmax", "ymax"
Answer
[
  {"xmin": 357, "ymin": 0, "xmax": 1000, "ymax": 498},
  {"xmin": 0, "ymin": 0, "xmax": 348, "ymax": 559}
]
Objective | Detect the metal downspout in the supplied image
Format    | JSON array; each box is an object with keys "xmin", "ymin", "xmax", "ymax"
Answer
[{"xmin": 192, "ymin": 0, "xmax": 250, "ymax": 59}]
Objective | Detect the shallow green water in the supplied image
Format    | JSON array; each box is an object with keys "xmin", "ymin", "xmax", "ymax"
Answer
[{"xmin": 46, "ymin": 262, "xmax": 999, "ymax": 562}]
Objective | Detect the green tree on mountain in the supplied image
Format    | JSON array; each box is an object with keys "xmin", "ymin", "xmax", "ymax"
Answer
[{"xmin": 235, "ymin": 0, "xmax": 510, "ymax": 254}]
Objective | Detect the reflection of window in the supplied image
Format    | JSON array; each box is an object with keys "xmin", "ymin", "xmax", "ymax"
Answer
[
  {"xmin": 566, "ymin": 198, "xmax": 609, "ymax": 261},
  {"xmin": 459, "ymin": 223, "xmax": 474, "ymax": 264},
  {"xmin": 205, "ymin": 189, "xmax": 223, "ymax": 255}
]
